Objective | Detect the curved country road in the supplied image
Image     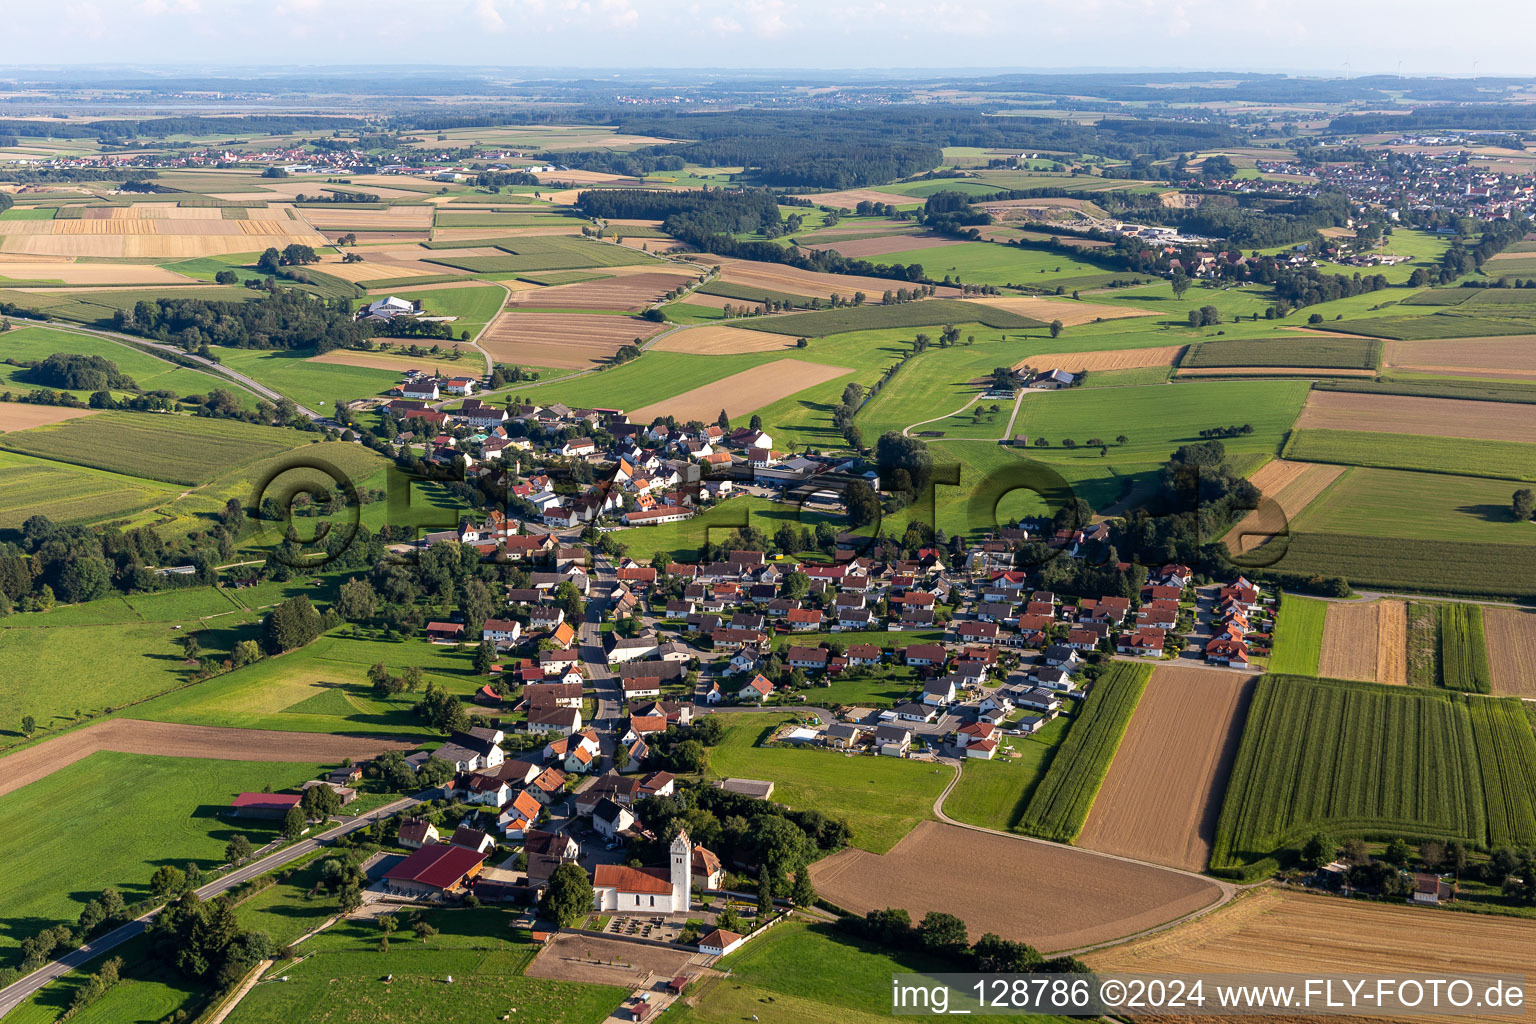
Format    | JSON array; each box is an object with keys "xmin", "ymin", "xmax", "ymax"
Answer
[{"xmin": 10, "ymin": 316, "xmax": 323, "ymax": 421}]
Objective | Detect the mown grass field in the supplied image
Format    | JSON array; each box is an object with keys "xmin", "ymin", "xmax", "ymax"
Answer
[
  {"xmin": 1014, "ymin": 662, "xmax": 1150, "ymax": 843},
  {"xmin": 1440, "ymin": 603, "xmax": 1492, "ymax": 694},
  {"xmin": 0, "ymin": 411, "xmax": 312, "ymax": 486},
  {"xmin": 1283, "ymin": 429, "xmax": 1536, "ymax": 482},
  {"xmin": 1268, "ymin": 594, "xmax": 1326, "ymax": 676},
  {"xmin": 1211, "ymin": 675, "xmax": 1536, "ymax": 878},
  {"xmin": 860, "ymin": 241, "xmax": 1114, "ymax": 288},
  {"xmin": 0, "ymin": 325, "xmax": 233, "ymax": 401},
  {"xmin": 0, "ymin": 450, "xmax": 181, "ymax": 531},
  {"xmin": 226, "ymin": 910, "xmax": 623, "ymax": 1024},
  {"xmin": 0, "ymin": 752, "xmax": 323, "ymax": 968},
  {"xmin": 706, "ymin": 712, "xmax": 951, "ymax": 853},
  {"xmin": 943, "ymin": 714, "xmax": 1073, "ymax": 832},
  {"xmin": 1181, "ymin": 336, "xmax": 1380, "ymax": 369},
  {"xmin": 213, "ymin": 346, "xmax": 405, "ymax": 412},
  {"xmin": 1289, "ymin": 467, "xmax": 1536, "ymax": 546},
  {"xmin": 729, "ymin": 299, "xmax": 1044, "ymax": 336}
]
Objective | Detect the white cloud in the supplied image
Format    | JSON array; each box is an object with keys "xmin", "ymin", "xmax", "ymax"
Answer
[{"xmin": 475, "ymin": 0, "xmax": 506, "ymax": 32}]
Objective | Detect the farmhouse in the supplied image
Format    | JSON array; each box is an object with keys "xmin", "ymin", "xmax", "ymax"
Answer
[
  {"xmin": 230, "ymin": 793, "xmax": 302, "ymax": 819},
  {"xmin": 383, "ymin": 843, "xmax": 486, "ymax": 898}
]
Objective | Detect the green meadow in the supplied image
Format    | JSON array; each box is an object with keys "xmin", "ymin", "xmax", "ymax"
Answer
[
  {"xmin": 1290, "ymin": 467, "xmax": 1536, "ymax": 546},
  {"xmin": 0, "ymin": 325, "xmax": 233, "ymax": 401},
  {"xmin": 943, "ymin": 714, "xmax": 1073, "ymax": 832}
]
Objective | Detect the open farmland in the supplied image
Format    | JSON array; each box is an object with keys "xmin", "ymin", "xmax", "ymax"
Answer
[
  {"xmin": 1015, "ymin": 662, "xmax": 1151, "ymax": 842},
  {"xmin": 1279, "ymin": 533, "xmax": 1536, "ymax": 599},
  {"xmin": 423, "ymin": 236, "xmax": 655, "ymax": 273},
  {"xmin": 648, "ymin": 323, "xmax": 800, "ymax": 354},
  {"xmin": 1384, "ymin": 336, "xmax": 1536, "ymax": 378},
  {"xmin": 1467, "ymin": 698, "xmax": 1536, "ymax": 848},
  {"xmin": 868, "ymin": 241, "xmax": 1114, "ymax": 288},
  {"xmin": 1181, "ymin": 336, "xmax": 1380, "ymax": 369},
  {"xmin": 628, "ymin": 358, "xmax": 853, "ymax": 422},
  {"xmin": 1439, "ymin": 603, "xmax": 1492, "ymax": 694},
  {"xmin": 1484, "ymin": 606, "xmax": 1536, "ymax": 697},
  {"xmin": 0, "ymin": 202, "xmax": 327, "ymax": 258},
  {"xmin": 1089, "ymin": 887, "xmax": 1536, "ymax": 1021},
  {"xmin": 1318, "ymin": 600, "xmax": 1407, "ymax": 685},
  {"xmin": 1208, "ymin": 675, "xmax": 1536, "ymax": 877},
  {"xmin": 1014, "ymin": 345, "xmax": 1183, "ymax": 375},
  {"xmin": 0, "ymin": 411, "xmax": 310, "ymax": 486},
  {"xmin": 788, "ymin": 188, "xmax": 925, "ymax": 209},
  {"xmin": 1223, "ymin": 459, "xmax": 1344, "ymax": 556},
  {"xmin": 0, "ymin": 450, "xmax": 178, "ymax": 529},
  {"xmin": 965, "ymin": 294, "xmax": 1154, "ymax": 326},
  {"xmin": 1288, "ymin": 466, "xmax": 1536, "ymax": 549},
  {"xmin": 1269, "ymin": 594, "xmax": 1327, "ymax": 675},
  {"xmin": 1075, "ymin": 667, "xmax": 1254, "ymax": 872},
  {"xmin": 1296, "ymin": 390, "xmax": 1536, "ymax": 443},
  {"xmin": 0, "ymin": 259, "xmax": 196, "ymax": 286},
  {"xmin": 810, "ymin": 821, "xmax": 1222, "ymax": 953},
  {"xmin": 1283, "ymin": 429, "xmax": 1536, "ymax": 482},
  {"xmin": 477, "ymin": 312, "xmax": 663, "ymax": 369},
  {"xmin": 507, "ymin": 269, "xmax": 698, "ymax": 311},
  {"xmin": 0, "ymin": 403, "xmax": 100, "ymax": 430},
  {"xmin": 300, "ymin": 205, "xmax": 434, "ymax": 231},
  {"xmin": 702, "ymin": 256, "xmax": 957, "ymax": 302},
  {"xmin": 730, "ymin": 298, "xmax": 1043, "ymax": 335}
]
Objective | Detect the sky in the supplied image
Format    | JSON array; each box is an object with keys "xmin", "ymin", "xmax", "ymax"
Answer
[{"xmin": 6, "ymin": 0, "xmax": 1533, "ymax": 76}]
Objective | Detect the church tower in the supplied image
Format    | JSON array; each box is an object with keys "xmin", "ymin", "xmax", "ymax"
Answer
[{"xmin": 670, "ymin": 829, "xmax": 691, "ymax": 910}]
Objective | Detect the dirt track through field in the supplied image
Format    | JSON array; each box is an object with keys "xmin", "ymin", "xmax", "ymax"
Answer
[
  {"xmin": 809, "ymin": 820, "xmax": 1222, "ymax": 952},
  {"xmin": 1077, "ymin": 667, "xmax": 1255, "ymax": 873},
  {"xmin": 1089, "ymin": 888, "xmax": 1536, "ymax": 1023},
  {"xmin": 1296, "ymin": 390, "xmax": 1536, "ymax": 443},
  {"xmin": 1319, "ymin": 600, "xmax": 1406, "ymax": 684},
  {"xmin": 629, "ymin": 359, "xmax": 853, "ymax": 422},
  {"xmin": 0, "ymin": 719, "xmax": 417, "ymax": 799},
  {"xmin": 1484, "ymin": 606, "xmax": 1536, "ymax": 697},
  {"xmin": 1223, "ymin": 460, "xmax": 1344, "ymax": 554}
]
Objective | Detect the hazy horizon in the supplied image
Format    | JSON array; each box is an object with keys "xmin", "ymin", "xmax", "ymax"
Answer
[{"xmin": 12, "ymin": 0, "xmax": 1534, "ymax": 78}]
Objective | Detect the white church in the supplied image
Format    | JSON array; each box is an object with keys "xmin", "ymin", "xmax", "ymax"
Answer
[{"xmin": 591, "ymin": 829, "xmax": 692, "ymax": 913}]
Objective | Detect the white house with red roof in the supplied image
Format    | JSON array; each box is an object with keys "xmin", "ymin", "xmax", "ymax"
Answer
[{"xmin": 592, "ymin": 830, "xmax": 692, "ymax": 913}]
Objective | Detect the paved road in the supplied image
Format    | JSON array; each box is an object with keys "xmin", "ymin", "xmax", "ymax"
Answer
[
  {"xmin": 0, "ymin": 795, "xmax": 421, "ymax": 1018},
  {"xmin": 10, "ymin": 316, "xmax": 323, "ymax": 422}
]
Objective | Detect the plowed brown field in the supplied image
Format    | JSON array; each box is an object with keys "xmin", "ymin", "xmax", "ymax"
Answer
[
  {"xmin": 629, "ymin": 358, "xmax": 853, "ymax": 422},
  {"xmin": 1077, "ymin": 666, "xmax": 1255, "ymax": 872},
  {"xmin": 1319, "ymin": 600, "xmax": 1406, "ymax": 684},
  {"xmin": 0, "ymin": 403, "xmax": 100, "ymax": 431},
  {"xmin": 1484, "ymin": 606, "xmax": 1536, "ymax": 697},
  {"xmin": 1089, "ymin": 888, "xmax": 1536, "ymax": 1024},
  {"xmin": 1296, "ymin": 391, "xmax": 1536, "ymax": 443},
  {"xmin": 0, "ymin": 718, "xmax": 417, "ymax": 799},
  {"xmin": 1384, "ymin": 337, "xmax": 1536, "ymax": 379},
  {"xmin": 478, "ymin": 312, "xmax": 663, "ymax": 368},
  {"xmin": 810, "ymin": 820, "xmax": 1222, "ymax": 952},
  {"xmin": 701, "ymin": 256, "xmax": 960, "ymax": 302},
  {"xmin": 1223, "ymin": 460, "xmax": 1344, "ymax": 554}
]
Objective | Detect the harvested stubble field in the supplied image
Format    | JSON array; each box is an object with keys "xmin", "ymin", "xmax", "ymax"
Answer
[
  {"xmin": 734, "ymin": 298, "xmax": 1042, "ymax": 336},
  {"xmin": 629, "ymin": 358, "xmax": 853, "ymax": 422},
  {"xmin": 1296, "ymin": 390, "xmax": 1536, "ymax": 444},
  {"xmin": 649, "ymin": 323, "xmax": 798, "ymax": 354},
  {"xmin": 1013, "ymin": 344, "xmax": 1184, "ymax": 374},
  {"xmin": 804, "ymin": 233, "xmax": 967, "ymax": 259},
  {"xmin": 0, "ymin": 403, "xmax": 101, "ymax": 431},
  {"xmin": 1088, "ymin": 887, "xmax": 1536, "ymax": 1021},
  {"xmin": 704, "ymin": 256, "xmax": 958, "ymax": 302},
  {"xmin": 0, "ymin": 718, "xmax": 417, "ymax": 799},
  {"xmin": 1384, "ymin": 336, "xmax": 1536, "ymax": 378},
  {"xmin": 0, "ymin": 259, "xmax": 196, "ymax": 285},
  {"xmin": 312, "ymin": 259, "xmax": 453, "ymax": 284},
  {"xmin": 789, "ymin": 188, "xmax": 924, "ymax": 209},
  {"xmin": 1076, "ymin": 667, "xmax": 1255, "ymax": 873},
  {"xmin": 507, "ymin": 270, "xmax": 698, "ymax": 311},
  {"xmin": 477, "ymin": 312, "xmax": 663, "ymax": 368},
  {"xmin": 971, "ymin": 294, "xmax": 1155, "ymax": 326},
  {"xmin": 299, "ymin": 206, "xmax": 434, "ymax": 230},
  {"xmin": 0, "ymin": 202, "xmax": 327, "ymax": 258},
  {"xmin": 809, "ymin": 821, "xmax": 1222, "ymax": 953},
  {"xmin": 1483, "ymin": 606, "xmax": 1536, "ymax": 697},
  {"xmin": 425, "ymin": 237, "xmax": 653, "ymax": 273},
  {"xmin": 1318, "ymin": 600, "xmax": 1407, "ymax": 685},
  {"xmin": 1222, "ymin": 459, "xmax": 1344, "ymax": 555}
]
